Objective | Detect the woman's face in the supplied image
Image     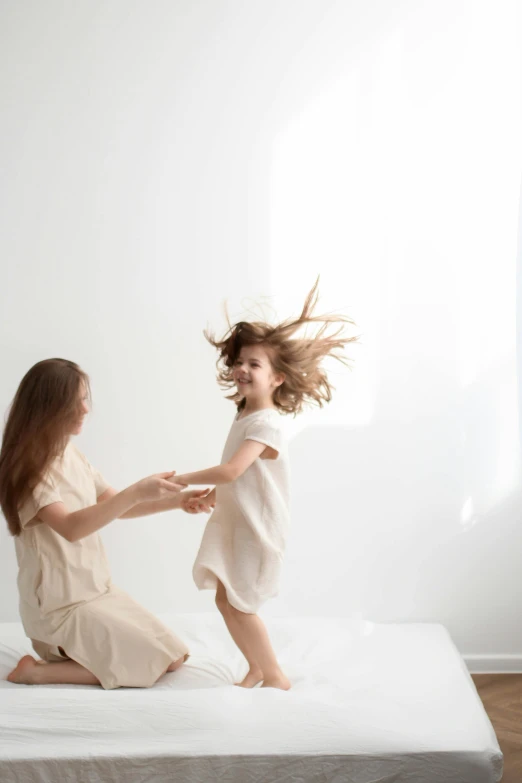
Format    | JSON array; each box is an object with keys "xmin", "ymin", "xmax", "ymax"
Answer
[{"xmin": 71, "ymin": 383, "xmax": 90, "ymax": 435}]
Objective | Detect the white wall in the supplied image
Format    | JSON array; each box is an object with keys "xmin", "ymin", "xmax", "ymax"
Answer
[{"xmin": 1, "ymin": 0, "xmax": 521, "ymax": 667}]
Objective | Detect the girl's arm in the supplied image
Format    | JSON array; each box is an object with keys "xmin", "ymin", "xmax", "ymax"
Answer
[
  {"xmin": 183, "ymin": 487, "xmax": 216, "ymax": 514},
  {"xmin": 173, "ymin": 439, "xmax": 276, "ymax": 486},
  {"xmin": 37, "ymin": 472, "xmax": 185, "ymax": 543}
]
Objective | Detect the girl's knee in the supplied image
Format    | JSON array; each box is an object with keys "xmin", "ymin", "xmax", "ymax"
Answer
[
  {"xmin": 215, "ymin": 591, "xmax": 228, "ymax": 615},
  {"xmin": 215, "ymin": 582, "xmax": 229, "ymax": 615},
  {"xmin": 227, "ymin": 603, "xmax": 247, "ymax": 620}
]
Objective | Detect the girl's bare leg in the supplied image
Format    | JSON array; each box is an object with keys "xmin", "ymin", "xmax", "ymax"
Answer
[
  {"xmin": 215, "ymin": 581, "xmax": 290, "ymax": 689},
  {"xmin": 227, "ymin": 612, "xmax": 264, "ymax": 688},
  {"xmin": 215, "ymin": 581, "xmax": 263, "ymax": 688},
  {"xmin": 7, "ymin": 653, "xmax": 188, "ymax": 685},
  {"xmin": 226, "ymin": 604, "xmax": 290, "ymax": 690}
]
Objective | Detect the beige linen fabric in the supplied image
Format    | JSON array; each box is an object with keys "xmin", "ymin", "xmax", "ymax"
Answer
[
  {"xmin": 14, "ymin": 443, "xmax": 188, "ymax": 689},
  {"xmin": 193, "ymin": 409, "xmax": 290, "ymax": 613}
]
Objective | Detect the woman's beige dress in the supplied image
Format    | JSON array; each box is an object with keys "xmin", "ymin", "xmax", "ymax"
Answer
[{"xmin": 14, "ymin": 443, "xmax": 188, "ymax": 689}]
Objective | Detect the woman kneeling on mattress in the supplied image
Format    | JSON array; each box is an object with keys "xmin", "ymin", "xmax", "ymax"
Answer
[{"xmin": 0, "ymin": 358, "xmax": 213, "ymax": 689}]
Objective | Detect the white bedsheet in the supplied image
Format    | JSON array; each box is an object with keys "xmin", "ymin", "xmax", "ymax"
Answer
[{"xmin": 0, "ymin": 613, "xmax": 503, "ymax": 783}]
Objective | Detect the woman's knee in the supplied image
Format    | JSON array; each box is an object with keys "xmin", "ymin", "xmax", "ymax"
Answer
[{"xmin": 166, "ymin": 653, "xmax": 188, "ymax": 673}]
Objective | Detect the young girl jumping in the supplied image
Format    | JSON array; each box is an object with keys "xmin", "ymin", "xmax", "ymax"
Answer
[{"xmin": 176, "ymin": 280, "xmax": 358, "ymax": 690}]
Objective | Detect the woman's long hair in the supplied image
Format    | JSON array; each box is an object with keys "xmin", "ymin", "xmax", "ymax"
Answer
[
  {"xmin": 0, "ymin": 359, "xmax": 89, "ymax": 536},
  {"xmin": 205, "ymin": 279, "xmax": 360, "ymax": 414}
]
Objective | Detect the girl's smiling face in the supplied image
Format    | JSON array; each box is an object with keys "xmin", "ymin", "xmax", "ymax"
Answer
[{"xmin": 233, "ymin": 345, "xmax": 284, "ymax": 403}]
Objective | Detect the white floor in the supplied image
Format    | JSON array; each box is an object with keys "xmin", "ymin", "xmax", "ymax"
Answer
[{"xmin": 0, "ymin": 613, "xmax": 503, "ymax": 783}]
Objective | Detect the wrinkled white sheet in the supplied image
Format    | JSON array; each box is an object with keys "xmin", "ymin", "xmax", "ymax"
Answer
[{"xmin": 0, "ymin": 613, "xmax": 503, "ymax": 783}]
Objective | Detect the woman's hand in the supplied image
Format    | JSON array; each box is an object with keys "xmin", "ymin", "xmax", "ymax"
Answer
[
  {"xmin": 181, "ymin": 488, "xmax": 216, "ymax": 515},
  {"xmin": 133, "ymin": 472, "xmax": 187, "ymax": 503}
]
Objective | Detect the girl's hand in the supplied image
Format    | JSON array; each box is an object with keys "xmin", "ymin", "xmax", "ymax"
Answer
[
  {"xmin": 181, "ymin": 488, "xmax": 216, "ymax": 515},
  {"xmin": 133, "ymin": 472, "xmax": 187, "ymax": 503}
]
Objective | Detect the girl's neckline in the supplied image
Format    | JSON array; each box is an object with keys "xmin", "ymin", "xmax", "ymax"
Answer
[{"xmin": 235, "ymin": 407, "xmax": 277, "ymax": 422}]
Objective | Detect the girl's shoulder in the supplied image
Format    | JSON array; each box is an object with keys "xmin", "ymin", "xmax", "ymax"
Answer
[
  {"xmin": 235, "ymin": 407, "xmax": 283, "ymax": 425},
  {"xmin": 236, "ymin": 408, "xmax": 287, "ymax": 444},
  {"xmin": 234, "ymin": 408, "xmax": 285, "ymax": 436}
]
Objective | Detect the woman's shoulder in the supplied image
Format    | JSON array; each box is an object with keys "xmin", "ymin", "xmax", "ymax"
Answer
[
  {"xmin": 54, "ymin": 443, "xmax": 91, "ymax": 479},
  {"xmin": 62, "ymin": 442, "xmax": 86, "ymax": 465}
]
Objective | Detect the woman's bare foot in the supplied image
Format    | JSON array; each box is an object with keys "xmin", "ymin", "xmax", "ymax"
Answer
[
  {"xmin": 235, "ymin": 667, "xmax": 264, "ymax": 688},
  {"xmin": 7, "ymin": 655, "xmax": 41, "ymax": 684},
  {"xmin": 261, "ymin": 671, "xmax": 291, "ymax": 690}
]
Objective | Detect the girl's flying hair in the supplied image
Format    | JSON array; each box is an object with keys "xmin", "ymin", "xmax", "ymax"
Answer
[{"xmin": 205, "ymin": 279, "xmax": 359, "ymax": 414}]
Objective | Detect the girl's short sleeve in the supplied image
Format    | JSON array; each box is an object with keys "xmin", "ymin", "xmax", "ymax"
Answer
[
  {"xmin": 18, "ymin": 475, "xmax": 62, "ymax": 530},
  {"xmin": 244, "ymin": 417, "xmax": 284, "ymax": 457}
]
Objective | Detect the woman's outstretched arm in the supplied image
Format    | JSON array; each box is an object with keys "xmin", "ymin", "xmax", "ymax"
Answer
[
  {"xmin": 97, "ymin": 487, "xmax": 214, "ymax": 518},
  {"xmin": 38, "ymin": 472, "xmax": 185, "ymax": 542}
]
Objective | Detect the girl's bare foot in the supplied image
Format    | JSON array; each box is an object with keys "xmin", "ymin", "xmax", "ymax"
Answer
[
  {"xmin": 261, "ymin": 672, "xmax": 291, "ymax": 690},
  {"xmin": 235, "ymin": 667, "xmax": 264, "ymax": 688},
  {"xmin": 7, "ymin": 655, "xmax": 41, "ymax": 684}
]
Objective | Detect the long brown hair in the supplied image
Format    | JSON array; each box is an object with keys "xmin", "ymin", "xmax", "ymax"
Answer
[
  {"xmin": 0, "ymin": 359, "xmax": 90, "ymax": 536},
  {"xmin": 205, "ymin": 279, "xmax": 360, "ymax": 415}
]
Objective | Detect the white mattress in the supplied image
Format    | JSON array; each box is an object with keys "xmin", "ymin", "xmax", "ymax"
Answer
[{"xmin": 0, "ymin": 613, "xmax": 503, "ymax": 783}]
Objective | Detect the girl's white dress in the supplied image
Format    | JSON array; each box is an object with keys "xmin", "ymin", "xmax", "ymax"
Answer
[{"xmin": 193, "ymin": 408, "xmax": 290, "ymax": 613}]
